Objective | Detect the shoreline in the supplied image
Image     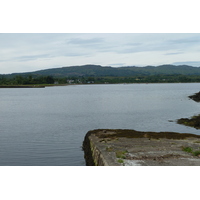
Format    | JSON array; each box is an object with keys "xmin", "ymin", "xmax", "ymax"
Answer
[
  {"xmin": 0, "ymin": 84, "xmax": 69, "ymax": 88},
  {"xmin": 0, "ymin": 85, "xmax": 45, "ymax": 88},
  {"xmin": 176, "ymin": 91, "xmax": 200, "ymax": 129},
  {"xmin": 1, "ymin": 82, "xmax": 200, "ymax": 88}
]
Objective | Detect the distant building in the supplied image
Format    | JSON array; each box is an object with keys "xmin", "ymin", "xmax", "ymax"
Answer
[{"xmin": 67, "ymin": 80, "xmax": 75, "ymax": 84}]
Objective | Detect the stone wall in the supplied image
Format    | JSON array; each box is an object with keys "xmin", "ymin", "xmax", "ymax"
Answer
[{"xmin": 82, "ymin": 131, "xmax": 109, "ymax": 166}]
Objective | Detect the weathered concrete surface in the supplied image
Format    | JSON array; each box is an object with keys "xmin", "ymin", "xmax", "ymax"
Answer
[{"xmin": 82, "ymin": 129, "xmax": 200, "ymax": 166}]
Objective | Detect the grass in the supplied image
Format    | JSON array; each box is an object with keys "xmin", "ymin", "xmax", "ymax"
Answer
[
  {"xmin": 116, "ymin": 150, "xmax": 128, "ymax": 159},
  {"xmin": 193, "ymin": 150, "xmax": 200, "ymax": 156},
  {"xmin": 182, "ymin": 146, "xmax": 200, "ymax": 156},
  {"xmin": 117, "ymin": 159, "xmax": 124, "ymax": 164},
  {"xmin": 182, "ymin": 146, "xmax": 193, "ymax": 153}
]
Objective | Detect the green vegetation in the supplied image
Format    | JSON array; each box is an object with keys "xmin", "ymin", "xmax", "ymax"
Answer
[
  {"xmin": 193, "ymin": 150, "xmax": 200, "ymax": 156},
  {"xmin": 89, "ymin": 74, "xmax": 200, "ymax": 84},
  {"xmin": 182, "ymin": 146, "xmax": 193, "ymax": 153},
  {"xmin": 2, "ymin": 65, "xmax": 200, "ymax": 86},
  {"xmin": 117, "ymin": 159, "xmax": 124, "ymax": 164},
  {"xmin": 116, "ymin": 150, "xmax": 128, "ymax": 159},
  {"xmin": 5, "ymin": 64, "xmax": 200, "ymax": 78},
  {"xmin": 182, "ymin": 146, "xmax": 200, "ymax": 156},
  {"xmin": 2, "ymin": 74, "xmax": 200, "ymax": 86},
  {"xmin": 0, "ymin": 75, "xmax": 55, "ymax": 86}
]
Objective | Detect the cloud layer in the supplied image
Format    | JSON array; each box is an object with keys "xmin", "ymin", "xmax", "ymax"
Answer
[{"xmin": 1, "ymin": 33, "xmax": 200, "ymax": 74}]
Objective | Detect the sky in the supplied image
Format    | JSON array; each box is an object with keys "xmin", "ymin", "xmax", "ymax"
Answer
[{"xmin": 1, "ymin": 33, "xmax": 200, "ymax": 74}]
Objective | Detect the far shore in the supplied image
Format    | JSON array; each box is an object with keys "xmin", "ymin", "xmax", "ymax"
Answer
[
  {"xmin": 0, "ymin": 84, "xmax": 69, "ymax": 88},
  {"xmin": 0, "ymin": 85, "xmax": 45, "ymax": 88},
  {"xmin": 1, "ymin": 82, "xmax": 200, "ymax": 89}
]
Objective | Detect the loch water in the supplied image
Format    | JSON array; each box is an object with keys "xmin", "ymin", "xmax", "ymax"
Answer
[{"xmin": 0, "ymin": 83, "xmax": 200, "ymax": 166}]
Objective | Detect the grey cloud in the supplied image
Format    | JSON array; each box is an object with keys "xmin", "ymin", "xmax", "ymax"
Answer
[
  {"xmin": 113, "ymin": 42, "xmax": 143, "ymax": 54},
  {"xmin": 68, "ymin": 37, "xmax": 104, "ymax": 45},
  {"xmin": 67, "ymin": 37, "xmax": 118, "ymax": 54},
  {"xmin": 115, "ymin": 34, "xmax": 200, "ymax": 55},
  {"xmin": 64, "ymin": 52, "xmax": 91, "ymax": 57},
  {"xmin": 113, "ymin": 41, "xmax": 167, "ymax": 54},
  {"xmin": 166, "ymin": 36, "xmax": 200, "ymax": 51},
  {"xmin": 115, "ymin": 39, "xmax": 199, "ymax": 54},
  {"xmin": 0, "ymin": 59, "xmax": 7, "ymax": 62},
  {"xmin": 0, "ymin": 33, "xmax": 64, "ymax": 49},
  {"xmin": 114, "ymin": 44, "xmax": 159, "ymax": 54},
  {"xmin": 16, "ymin": 54, "xmax": 52, "ymax": 61},
  {"xmin": 16, "ymin": 52, "xmax": 90, "ymax": 61},
  {"xmin": 164, "ymin": 52, "xmax": 183, "ymax": 55},
  {"xmin": 63, "ymin": 34, "xmax": 200, "ymax": 56},
  {"xmin": 115, "ymin": 48, "xmax": 139, "ymax": 54},
  {"xmin": 168, "ymin": 37, "xmax": 200, "ymax": 44},
  {"xmin": 172, "ymin": 61, "xmax": 200, "ymax": 66},
  {"xmin": 125, "ymin": 42, "xmax": 143, "ymax": 46}
]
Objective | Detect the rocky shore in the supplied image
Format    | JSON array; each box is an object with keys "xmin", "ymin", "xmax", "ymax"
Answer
[
  {"xmin": 189, "ymin": 91, "xmax": 200, "ymax": 102},
  {"xmin": 176, "ymin": 91, "xmax": 200, "ymax": 129},
  {"xmin": 177, "ymin": 115, "xmax": 200, "ymax": 129},
  {"xmin": 82, "ymin": 129, "xmax": 200, "ymax": 166}
]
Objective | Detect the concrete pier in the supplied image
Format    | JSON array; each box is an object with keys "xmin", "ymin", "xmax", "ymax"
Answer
[{"xmin": 82, "ymin": 129, "xmax": 200, "ymax": 166}]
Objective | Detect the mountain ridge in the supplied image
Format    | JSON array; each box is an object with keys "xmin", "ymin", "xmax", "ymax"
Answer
[{"xmin": 2, "ymin": 64, "xmax": 200, "ymax": 78}]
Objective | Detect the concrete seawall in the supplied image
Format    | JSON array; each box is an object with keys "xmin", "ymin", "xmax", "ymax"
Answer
[
  {"xmin": 83, "ymin": 130, "xmax": 120, "ymax": 166},
  {"xmin": 82, "ymin": 129, "xmax": 200, "ymax": 166}
]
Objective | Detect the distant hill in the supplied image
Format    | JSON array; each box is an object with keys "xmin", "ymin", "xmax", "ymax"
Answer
[{"xmin": 3, "ymin": 64, "xmax": 200, "ymax": 78}]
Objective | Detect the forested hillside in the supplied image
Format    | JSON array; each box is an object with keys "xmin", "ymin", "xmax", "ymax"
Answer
[
  {"xmin": 1, "ymin": 64, "xmax": 200, "ymax": 85},
  {"xmin": 3, "ymin": 64, "xmax": 200, "ymax": 78}
]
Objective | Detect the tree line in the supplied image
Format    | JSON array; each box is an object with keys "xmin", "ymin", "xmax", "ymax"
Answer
[
  {"xmin": 0, "ymin": 75, "xmax": 55, "ymax": 85},
  {"xmin": 1, "ymin": 74, "xmax": 200, "ymax": 85}
]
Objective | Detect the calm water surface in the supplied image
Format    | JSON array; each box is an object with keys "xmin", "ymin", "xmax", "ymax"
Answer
[{"xmin": 0, "ymin": 83, "xmax": 200, "ymax": 165}]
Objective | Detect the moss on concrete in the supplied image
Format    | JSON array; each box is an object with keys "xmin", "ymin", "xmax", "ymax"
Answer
[{"xmin": 87, "ymin": 129, "xmax": 200, "ymax": 140}]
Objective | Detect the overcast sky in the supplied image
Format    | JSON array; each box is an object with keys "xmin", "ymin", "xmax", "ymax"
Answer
[{"xmin": 1, "ymin": 33, "xmax": 200, "ymax": 74}]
